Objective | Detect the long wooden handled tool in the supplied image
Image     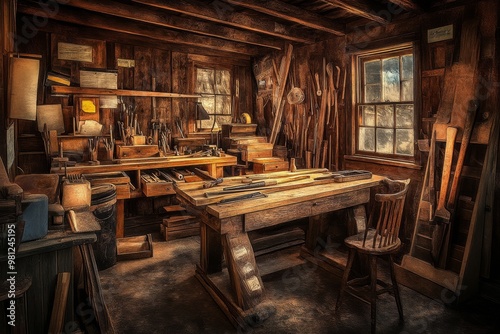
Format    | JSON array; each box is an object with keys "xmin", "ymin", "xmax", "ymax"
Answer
[
  {"xmin": 431, "ymin": 126, "xmax": 457, "ymax": 265},
  {"xmin": 438, "ymin": 100, "xmax": 478, "ymax": 268},
  {"xmin": 245, "ymin": 168, "xmax": 328, "ymax": 180},
  {"xmin": 447, "ymin": 100, "xmax": 478, "ymax": 208},
  {"xmin": 223, "ymin": 175, "xmax": 310, "ymax": 191},
  {"xmin": 420, "ymin": 128, "xmax": 436, "ymax": 221}
]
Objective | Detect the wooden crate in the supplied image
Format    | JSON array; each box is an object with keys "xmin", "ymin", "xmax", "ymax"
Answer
[
  {"xmin": 221, "ymin": 123, "xmax": 257, "ymax": 137},
  {"xmin": 117, "ymin": 234, "xmax": 153, "ymax": 261},
  {"xmin": 83, "ymin": 171, "xmax": 131, "ymax": 199},
  {"xmin": 161, "ymin": 215, "xmax": 199, "ymax": 241},
  {"xmin": 240, "ymin": 143, "xmax": 274, "ymax": 162},
  {"xmin": 252, "ymin": 157, "xmax": 289, "ymax": 174},
  {"xmin": 230, "ymin": 136, "xmax": 267, "ymax": 149}
]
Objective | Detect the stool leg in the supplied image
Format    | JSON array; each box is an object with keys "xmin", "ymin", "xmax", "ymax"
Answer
[
  {"xmin": 369, "ymin": 255, "xmax": 377, "ymax": 334},
  {"xmin": 336, "ymin": 248, "xmax": 355, "ymax": 312},
  {"xmin": 389, "ymin": 254, "xmax": 404, "ymax": 321}
]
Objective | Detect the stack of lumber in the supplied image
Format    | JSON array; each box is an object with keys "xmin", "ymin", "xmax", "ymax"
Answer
[{"xmin": 160, "ymin": 204, "xmax": 199, "ymax": 241}]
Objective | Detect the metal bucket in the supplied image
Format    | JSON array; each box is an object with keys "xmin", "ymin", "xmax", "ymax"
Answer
[{"xmin": 91, "ymin": 184, "xmax": 117, "ymax": 270}]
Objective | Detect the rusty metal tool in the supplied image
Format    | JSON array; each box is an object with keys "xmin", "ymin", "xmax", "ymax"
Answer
[
  {"xmin": 223, "ymin": 175, "xmax": 309, "ymax": 191},
  {"xmin": 218, "ymin": 192, "xmax": 268, "ymax": 204}
]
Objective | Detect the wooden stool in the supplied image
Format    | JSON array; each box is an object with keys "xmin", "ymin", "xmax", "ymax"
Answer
[
  {"xmin": 336, "ymin": 179, "xmax": 410, "ymax": 334},
  {"xmin": 0, "ymin": 276, "xmax": 32, "ymax": 334}
]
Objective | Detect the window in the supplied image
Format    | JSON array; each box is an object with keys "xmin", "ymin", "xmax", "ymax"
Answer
[
  {"xmin": 356, "ymin": 46, "xmax": 415, "ymax": 159},
  {"xmin": 194, "ymin": 66, "xmax": 232, "ymax": 129}
]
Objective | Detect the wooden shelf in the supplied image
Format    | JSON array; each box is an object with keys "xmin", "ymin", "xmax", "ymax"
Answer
[{"xmin": 51, "ymin": 86, "xmax": 201, "ymax": 98}]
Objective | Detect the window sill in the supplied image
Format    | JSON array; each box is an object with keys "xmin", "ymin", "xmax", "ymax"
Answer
[{"xmin": 344, "ymin": 155, "xmax": 422, "ymax": 170}]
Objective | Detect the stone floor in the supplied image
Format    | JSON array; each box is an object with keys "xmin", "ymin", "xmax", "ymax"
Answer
[{"xmin": 99, "ymin": 235, "xmax": 500, "ymax": 334}]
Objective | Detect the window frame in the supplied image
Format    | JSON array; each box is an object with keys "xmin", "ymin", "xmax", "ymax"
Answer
[
  {"xmin": 193, "ymin": 64, "xmax": 233, "ymax": 131},
  {"xmin": 353, "ymin": 44, "xmax": 418, "ymax": 163}
]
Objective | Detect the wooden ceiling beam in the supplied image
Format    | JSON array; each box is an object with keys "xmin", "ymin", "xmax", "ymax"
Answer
[
  {"xmin": 225, "ymin": 0, "xmax": 345, "ymax": 35},
  {"xmin": 320, "ymin": 0, "xmax": 391, "ymax": 24},
  {"xmin": 133, "ymin": 0, "xmax": 319, "ymax": 44},
  {"xmin": 30, "ymin": 20, "xmax": 252, "ymax": 61},
  {"xmin": 17, "ymin": 2, "xmax": 267, "ymax": 56},
  {"xmin": 386, "ymin": 0, "xmax": 421, "ymax": 12},
  {"xmin": 61, "ymin": 0, "xmax": 283, "ymax": 50}
]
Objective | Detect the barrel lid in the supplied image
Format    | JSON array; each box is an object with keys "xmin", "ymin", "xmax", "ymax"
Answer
[{"xmin": 91, "ymin": 184, "xmax": 116, "ymax": 204}]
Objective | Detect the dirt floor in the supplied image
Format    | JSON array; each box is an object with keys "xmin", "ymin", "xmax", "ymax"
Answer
[{"xmin": 100, "ymin": 235, "xmax": 500, "ymax": 334}]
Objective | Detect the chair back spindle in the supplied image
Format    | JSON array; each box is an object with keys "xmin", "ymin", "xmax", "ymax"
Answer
[{"xmin": 362, "ymin": 179, "xmax": 410, "ymax": 250}]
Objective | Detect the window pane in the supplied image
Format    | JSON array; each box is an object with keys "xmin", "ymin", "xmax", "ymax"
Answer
[
  {"xmin": 382, "ymin": 57, "xmax": 400, "ymax": 102},
  {"xmin": 196, "ymin": 68, "xmax": 214, "ymax": 94},
  {"xmin": 364, "ymin": 60, "xmax": 381, "ymax": 85},
  {"xmin": 360, "ymin": 105, "xmax": 375, "ymax": 126},
  {"xmin": 199, "ymin": 96, "xmax": 215, "ymax": 113},
  {"xmin": 359, "ymin": 127, "xmax": 375, "ymax": 152},
  {"xmin": 376, "ymin": 104, "xmax": 394, "ymax": 128},
  {"xmin": 396, "ymin": 104, "xmax": 414, "ymax": 128},
  {"xmin": 402, "ymin": 55, "xmax": 413, "ymax": 80},
  {"xmin": 215, "ymin": 70, "xmax": 231, "ymax": 95},
  {"xmin": 216, "ymin": 95, "xmax": 231, "ymax": 115},
  {"xmin": 396, "ymin": 129, "xmax": 414, "ymax": 155},
  {"xmin": 365, "ymin": 84, "xmax": 381, "ymax": 103},
  {"xmin": 376, "ymin": 129, "xmax": 394, "ymax": 154},
  {"xmin": 402, "ymin": 80, "xmax": 413, "ymax": 101}
]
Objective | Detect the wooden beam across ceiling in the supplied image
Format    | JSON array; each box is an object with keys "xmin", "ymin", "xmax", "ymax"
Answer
[
  {"xmin": 17, "ymin": 2, "xmax": 267, "ymax": 56},
  {"xmin": 62, "ymin": 0, "xmax": 284, "ymax": 50},
  {"xmin": 224, "ymin": 0, "xmax": 345, "ymax": 35},
  {"xmin": 386, "ymin": 0, "xmax": 421, "ymax": 12},
  {"xmin": 319, "ymin": 0, "xmax": 391, "ymax": 24},
  {"xmin": 132, "ymin": 0, "xmax": 319, "ymax": 44},
  {"xmin": 34, "ymin": 20, "xmax": 252, "ymax": 61}
]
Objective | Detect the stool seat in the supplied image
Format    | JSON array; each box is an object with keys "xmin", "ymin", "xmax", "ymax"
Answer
[{"xmin": 344, "ymin": 230, "xmax": 401, "ymax": 254}]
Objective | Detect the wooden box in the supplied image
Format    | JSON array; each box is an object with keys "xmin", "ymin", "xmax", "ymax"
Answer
[
  {"xmin": 117, "ymin": 234, "xmax": 153, "ymax": 261},
  {"xmin": 116, "ymin": 145, "xmax": 159, "ymax": 159},
  {"xmin": 240, "ymin": 143, "xmax": 274, "ymax": 162},
  {"xmin": 221, "ymin": 123, "xmax": 257, "ymax": 138},
  {"xmin": 230, "ymin": 136, "xmax": 267, "ymax": 149},
  {"xmin": 83, "ymin": 171, "xmax": 131, "ymax": 199},
  {"xmin": 252, "ymin": 157, "xmax": 289, "ymax": 174},
  {"xmin": 161, "ymin": 215, "xmax": 199, "ymax": 241},
  {"xmin": 141, "ymin": 178, "xmax": 175, "ymax": 197}
]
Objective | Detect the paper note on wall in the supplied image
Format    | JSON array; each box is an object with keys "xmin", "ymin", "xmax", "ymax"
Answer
[
  {"xmin": 82, "ymin": 100, "xmax": 97, "ymax": 113},
  {"xmin": 8, "ymin": 57, "xmax": 40, "ymax": 120}
]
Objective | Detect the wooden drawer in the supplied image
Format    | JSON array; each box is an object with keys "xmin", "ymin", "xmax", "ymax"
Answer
[
  {"xmin": 252, "ymin": 157, "xmax": 289, "ymax": 174},
  {"xmin": 244, "ymin": 188, "xmax": 370, "ymax": 232},
  {"xmin": 141, "ymin": 179, "xmax": 175, "ymax": 197},
  {"xmin": 116, "ymin": 145, "xmax": 159, "ymax": 159}
]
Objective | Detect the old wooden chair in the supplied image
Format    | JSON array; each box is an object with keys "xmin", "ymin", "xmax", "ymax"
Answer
[{"xmin": 335, "ymin": 178, "xmax": 410, "ymax": 334}]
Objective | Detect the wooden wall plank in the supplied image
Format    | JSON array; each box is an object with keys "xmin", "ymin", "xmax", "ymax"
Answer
[{"xmin": 172, "ymin": 52, "xmax": 188, "ymax": 136}]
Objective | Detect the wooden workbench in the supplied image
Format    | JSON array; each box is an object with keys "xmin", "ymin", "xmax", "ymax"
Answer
[
  {"xmin": 175, "ymin": 170, "xmax": 384, "ymax": 328},
  {"xmin": 52, "ymin": 155, "xmax": 237, "ymax": 237}
]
